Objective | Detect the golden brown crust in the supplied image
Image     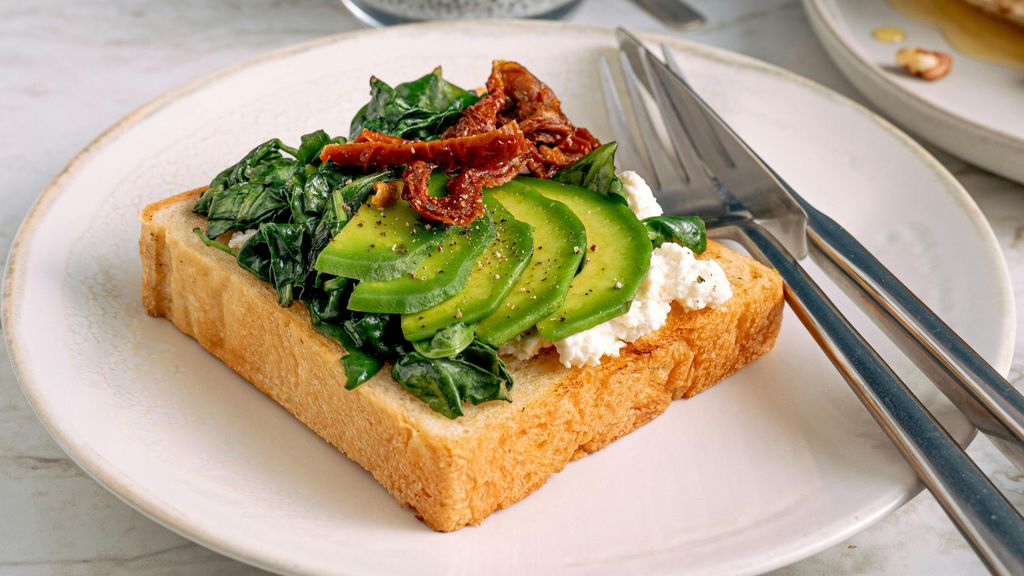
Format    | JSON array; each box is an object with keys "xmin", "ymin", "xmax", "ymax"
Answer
[{"xmin": 139, "ymin": 192, "xmax": 784, "ymax": 531}]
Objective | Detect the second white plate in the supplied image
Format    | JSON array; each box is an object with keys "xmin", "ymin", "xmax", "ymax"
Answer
[
  {"xmin": 806, "ymin": 0, "xmax": 1024, "ymax": 183},
  {"xmin": 4, "ymin": 21, "xmax": 1015, "ymax": 576}
]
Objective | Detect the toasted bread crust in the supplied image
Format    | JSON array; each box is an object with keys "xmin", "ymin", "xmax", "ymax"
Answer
[{"xmin": 140, "ymin": 190, "xmax": 784, "ymax": 531}]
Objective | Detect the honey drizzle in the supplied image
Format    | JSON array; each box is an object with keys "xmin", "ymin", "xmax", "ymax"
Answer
[
  {"xmin": 873, "ymin": 26, "xmax": 907, "ymax": 43},
  {"xmin": 889, "ymin": 0, "xmax": 1024, "ymax": 69}
]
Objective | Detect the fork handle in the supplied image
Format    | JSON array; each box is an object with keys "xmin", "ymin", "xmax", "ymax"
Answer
[
  {"xmin": 796, "ymin": 197, "xmax": 1024, "ymax": 470},
  {"xmin": 718, "ymin": 220, "xmax": 1024, "ymax": 576}
]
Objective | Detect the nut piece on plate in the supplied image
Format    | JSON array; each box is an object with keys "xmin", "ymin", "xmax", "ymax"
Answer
[
  {"xmin": 895, "ymin": 47, "xmax": 953, "ymax": 81},
  {"xmin": 370, "ymin": 180, "xmax": 402, "ymax": 208}
]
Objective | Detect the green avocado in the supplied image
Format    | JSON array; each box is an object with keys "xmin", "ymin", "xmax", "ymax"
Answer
[
  {"xmin": 401, "ymin": 197, "xmax": 534, "ymax": 342},
  {"xmin": 520, "ymin": 177, "xmax": 652, "ymax": 342},
  {"xmin": 346, "ymin": 209, "xmax": 496, "ymax": 314},
  {"xmin": 475, "ymin": 181, "xmax": 587, "ymax": 346},
  {"xmin": 313, "ymin": 180, "xmax": 447, "ymax": 281}
]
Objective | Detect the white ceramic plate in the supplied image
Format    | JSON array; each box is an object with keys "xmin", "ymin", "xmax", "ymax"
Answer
[
  {"xmin": 4, "ymin": 21, "xmax": 1014, "ymax": 576},
  {"xmin": 805, "ymin": 0, "xmax": 1024, "ymax": 184}
]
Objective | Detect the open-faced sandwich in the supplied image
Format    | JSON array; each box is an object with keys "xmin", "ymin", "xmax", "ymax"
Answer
[{"xmin": 139, "ymin": 61, "xmax": 784, "ymax": 531}]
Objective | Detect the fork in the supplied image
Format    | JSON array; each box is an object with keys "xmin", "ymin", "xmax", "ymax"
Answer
[{"xmin": 603, "ymin": 28, "xmax": 1024, "ymax": 575}]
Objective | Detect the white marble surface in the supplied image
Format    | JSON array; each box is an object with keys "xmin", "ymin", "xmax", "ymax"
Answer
[{"xmin": 1, "ymin": 0, "xmax": 1021, "ymax": 574}]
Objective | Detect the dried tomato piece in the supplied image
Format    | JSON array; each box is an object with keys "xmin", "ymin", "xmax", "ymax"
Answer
[
  {"xmin": 474, "ymin": 60, "xmax": 600, "ymax": 177},
  {"xmin": 324, "ymin": 60, "xmax": 599, "ymax": 226},
  {"xmin": 448, "ymin": 158, "xmax": 523, "ymax": 198},
  {"xmin": 442, "ymin": 70, "xmax": 506, "ymax": 139},
  {"xmin": 320, "ymin": 122, "xmax": 528, "ymax": 172},
  {"xmin": 401, "ymin": 161, "xmax": 484, "ymax": 226},
  {"xmin": 352, "ymin": 130, "xmax": 406, "ymax": 144}
]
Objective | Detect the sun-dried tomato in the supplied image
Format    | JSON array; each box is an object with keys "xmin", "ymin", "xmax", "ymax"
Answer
[
  {"xmin": 442, "ymin": 70, "xmax": 506, "ymax": 138},
  {"xmin": 321, "ymin": 60, "xmax": 599, "ymax": 225},
  {"xmin": 320, "ymin": 123, "xmax": 529, "ymax": 173},
  {"xmin": 479, "ymin": 60, "xmax": 599, "ymax": 177},
  {"xmin": 401, "ymin": 161, "xmax": 480, "ymax": 226}
]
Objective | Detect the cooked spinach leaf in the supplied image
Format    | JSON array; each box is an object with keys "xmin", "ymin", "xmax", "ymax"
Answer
[
  {"xmin": 392, "ymin": 350, "xmax": 510, "ymax": 419},
  {"xmin": 642, "ymin": 215, "xmax": 707, "ymax": 253},
  {"xmin": 392, "ymin": 354, "xmax": 465, "ymax": 418},
  {"xmin": 342, "ymin": 313, "xmax": 406, "ymax": 359},
  {"xmin": 411, "ymin": 323, "xmax": 476, "ymax": 359},
  {"xmin": 340, "ymin": 350, "xmax": 386, "ymax": 391},
  {"xmin": 304, "ymin": 288, "xmax": 385, "ymax": 389},
  {"xmin": 204, "ymin": 182, "xmax": 290, "ymax": 239},
  {"xmin": 193, "ymin": 138, "xmax": 302, "ymax": 238},
  {"xmin": 192, "ymin": 227, "xmax": 234, "ymax": 255},
  {"xmin": 294, "ymin": 129, "xmax": 332, "ymax": 165},
  {"xmin": 349, "ymin": 67, "xmax": 480, "ymax": 141},
  {"xmin": 460, "ymin": 341, "xmax": 513, "ymax": 390},
  {"xmin": 237, "ymin": 223, "xmax": 309, "ymax": 306},
  {"xmin": 247, "ymin": 157, "xmax": 298, "ymax": 188},
  {"xmin": 553, "ymin": 142, "xmax": 627, "ymax": 205}
]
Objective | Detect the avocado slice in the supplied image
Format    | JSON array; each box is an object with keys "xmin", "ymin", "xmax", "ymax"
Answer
[
  {"xmin": 475, "ymin": 182, "xmax": 587, "ymax": 346},
  {"xmin": 314, "ymin": 180, "xmax": 447, "ymax": 281},
  {"xmin": 347, "ymin": 210, "xmax": 496, "ymax": 314},
  {"xmin": 521, "ymin": 177, "xmax": 652, "ymax": 342},
  {"xmin": 401, "ymin": 197, "xmax": 534, "ymax": 342}
]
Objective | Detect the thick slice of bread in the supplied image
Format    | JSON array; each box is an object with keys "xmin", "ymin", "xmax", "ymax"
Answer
[{"xmin": 140, "ymin": 189, "xmax": 784, "ymax": 531}]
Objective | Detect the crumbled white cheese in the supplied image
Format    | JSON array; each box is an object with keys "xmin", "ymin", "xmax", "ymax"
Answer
[
  {"xmin": 499, "ymin": 330, "xmax": 552, "ymax": 361},
  {"xmin": 545, "ymin": 172, "xmax": 733, "ymax": 369},
  {"xmin": 619, "ymin": 170, "xmax": 663, "ymax": 220},
  {"xmin": 551, "ymin": 243, "xmax": 732, "ymax": 368},
  {"xmin": 553, "ymin": 322, "xmax": 624, "ymax": 368},
  {"xmin": 644, "ymin": 242, "xmax": 733, "ymax": 311},
  {"xmin": 228, "ymin": 228, "xmax": 257, "ymax": 250}
]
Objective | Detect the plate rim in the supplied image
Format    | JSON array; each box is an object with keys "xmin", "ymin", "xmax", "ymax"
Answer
[{"xmin": 3, "ymin": 19, "xmax": 1016, "ymax": 576}]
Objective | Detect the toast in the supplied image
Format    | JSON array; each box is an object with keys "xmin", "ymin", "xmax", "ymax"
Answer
[{"xmin": 140, "ymin": 189, "xmax": 785, "ymax": 531}]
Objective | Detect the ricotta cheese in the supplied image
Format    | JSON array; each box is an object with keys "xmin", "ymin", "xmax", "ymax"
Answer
[
  {"xmin": 228, "ymin": 228, "xmax": 258, "ymax": 250},
  {"xmin": 499, "ymin": 330, "xmax": 552, "ymax": 361},
  {"xmin": 554, "ymin": 322, "xmax": 623, "ymax": 368},
  {"xmin": 619, "ymin": 170, "xmax": 663, "ymax": 220}
]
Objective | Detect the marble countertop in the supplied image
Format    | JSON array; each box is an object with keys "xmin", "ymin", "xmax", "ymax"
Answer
[{"xmin": 2, "ymin": 0, "xmax": 1021, "ymax": 574}]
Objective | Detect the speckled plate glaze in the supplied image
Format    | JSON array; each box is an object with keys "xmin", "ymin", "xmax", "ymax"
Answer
[
  {"xmin": 3, "ymin": 21, "xmax": 1015, "ymax": 576},
  {"xmin": 805, "ymin": 0, "xmax": 1024, "ymax": 184}
]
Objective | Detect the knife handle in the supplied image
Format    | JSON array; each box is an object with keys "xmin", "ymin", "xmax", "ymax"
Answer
[
  {"xmin": 718, "ymin": 220, "xmax": 1024, "ymax": 576},
  {"xmin": 797, "ymin": 197, "xmax": 1024, "ymax": 471}
]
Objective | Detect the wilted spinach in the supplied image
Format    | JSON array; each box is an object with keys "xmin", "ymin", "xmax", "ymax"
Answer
[
  {"xmin": 236, "ymin": 223, "xmax": 309, "ymax": 306},
  {"xmin": 194, "ymin": 138, "xmax": 298, "ymax": 237},
  {"xmin": 642, "ymin": 215, "xmax": 707, "ymax": 253},
  {"xmin": 192, "ymin": 228, "xmax": 234, "ymax": 255},
  {"xmin": 193, "ymin": 89, "xmax": 516, "ymax": 418},
  {"xmin": 342, "ymin": 313, "xmax": 403, "ymax": 358},
  {"xmin": 294, "ymin": 129, "xmax": 333, "ymax": 165},
  {"xmin": 392, "ymin": 348, "xmax": 511, "ymax": 419},
  {"xmin": 553, "ymin": 142, "xmax": 627, "ymax": 205},
  {"xmin": 412, "ymin": 323, "xmax": 476, "ymax": 359},
  {"xmin": 349, "ymin": 67, "xmax": 480, "ymax": 141},
  {"xmin": 304, "ymin": 286, "xmax": 385, "ymax": 389}
]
